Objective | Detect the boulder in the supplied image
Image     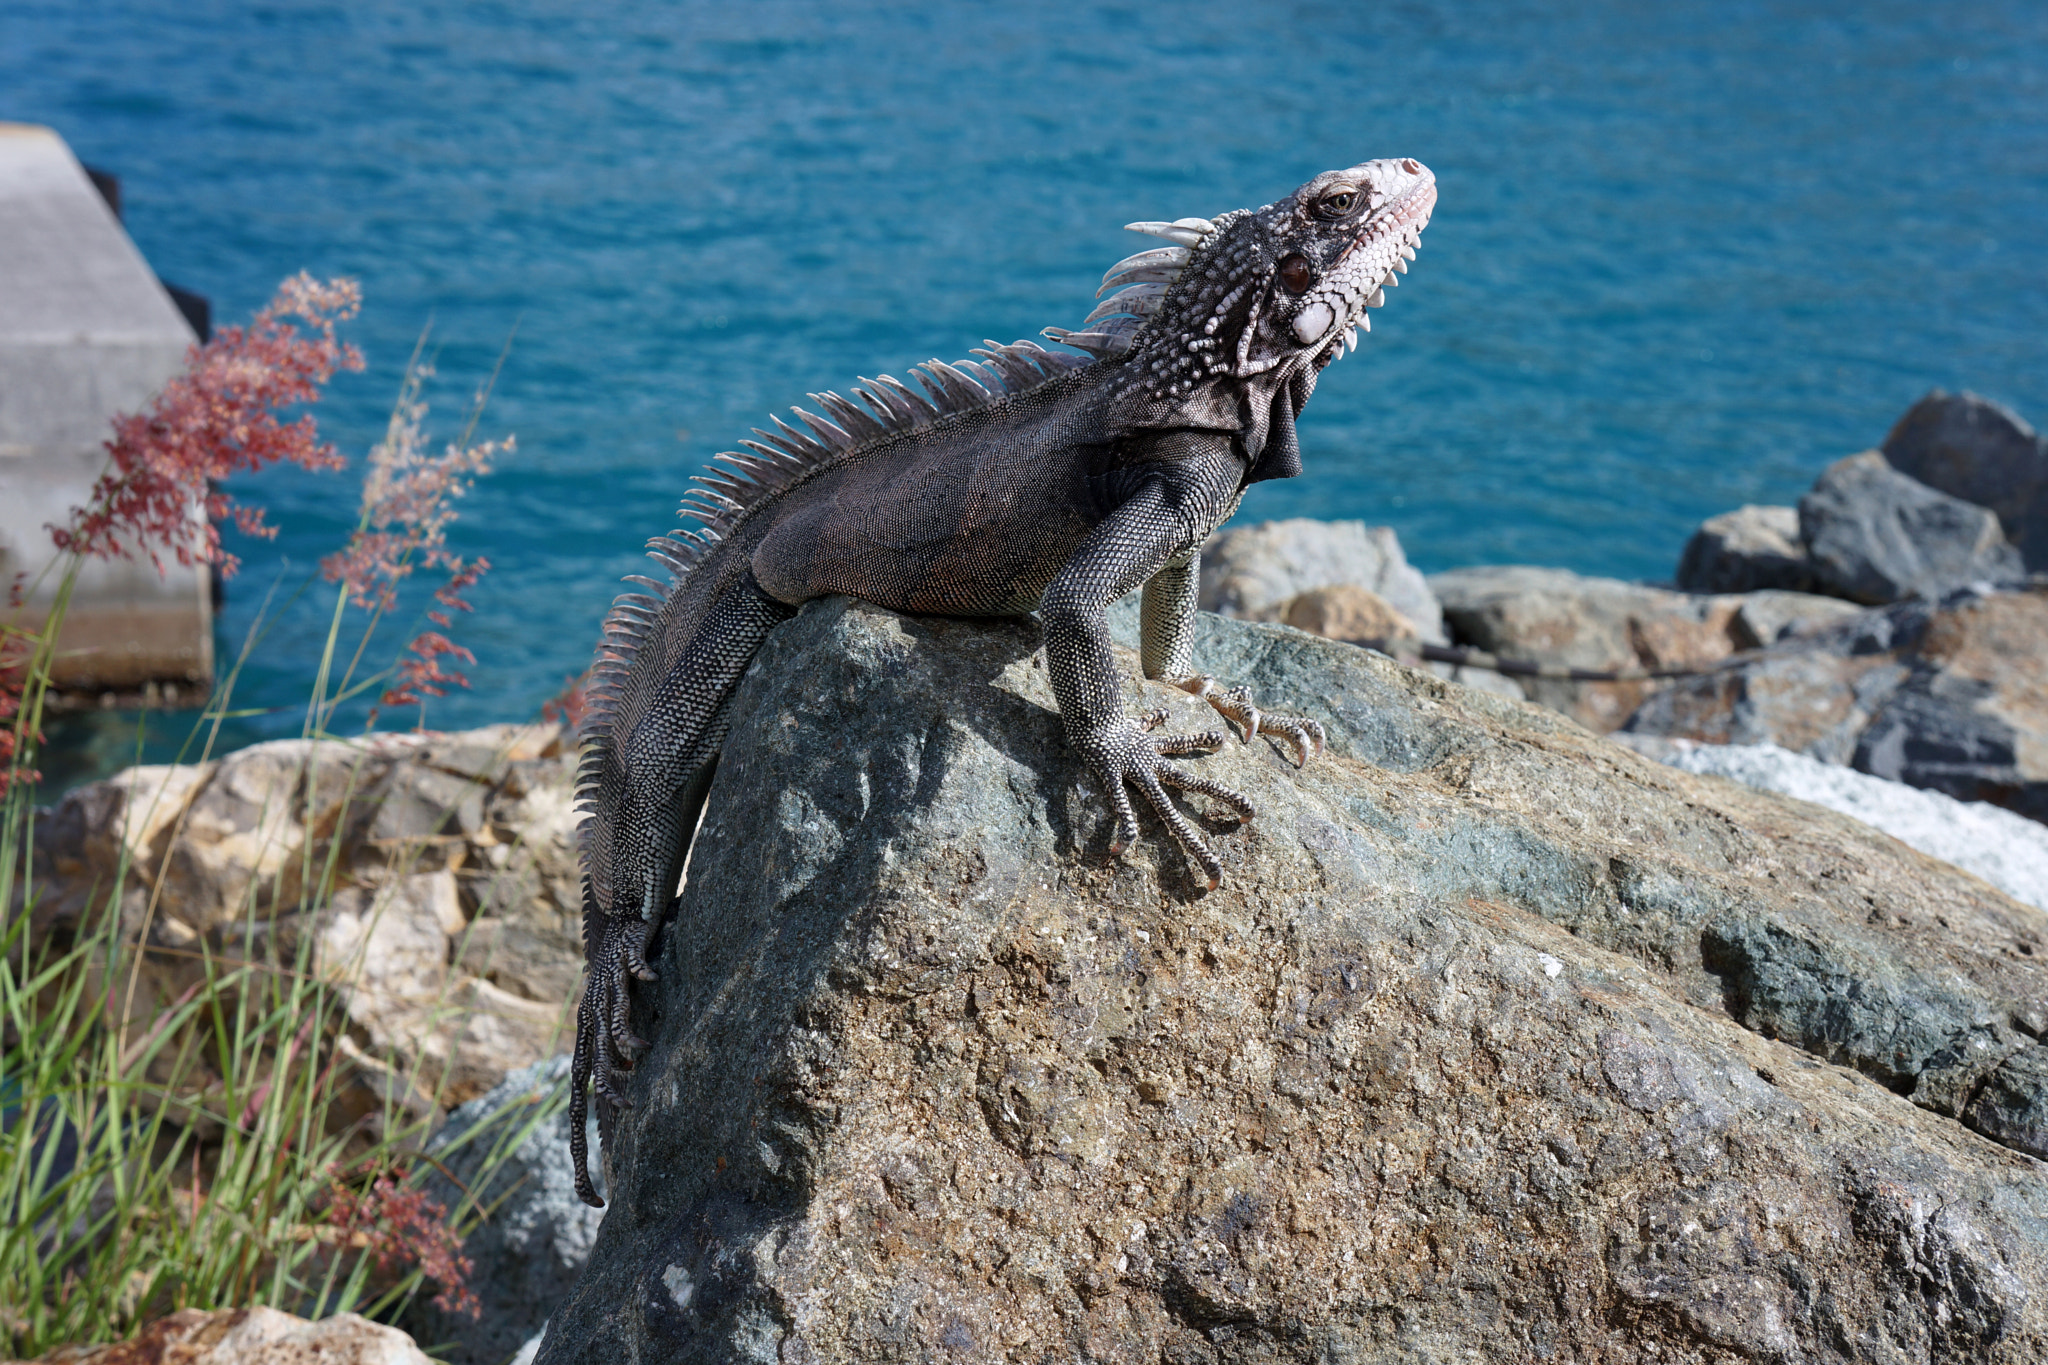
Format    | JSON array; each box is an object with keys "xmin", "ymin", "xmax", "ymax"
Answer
[
  {"xmin": 1674, "ymin": 504, "xmax": 1815, "ymax": 594},
  {"xmin": 537, "ymin": 598, "xmax": 2048, "ymax": 1364},
  {"xmin": 1275, "ymin": 586, "xmax": 1525, "ymax": 701},
  {"xmin": 1729, "ymin": 588, "xmax": 1865, "ymax": 645},
  {"xmin": 1428, "ymin": 566, "xmax": 1693, "ymax": 731},
  {"xmin": 1799, "ymin": 450, "xmax": 2023, "ymax": 604},
  {"xmin": 1624, "ymin": 583, "xmax": 2048, "ymax": 824},
  {"xmin": 405, "ymin": 1057, "xmax": 603, "ymax": 1365},
  {"xmin": 1426, "ymin": 566, "xmax": 1856, "ymax": 734},
  {"xmin": 29, "ymin": 723, "xmax": 585, "ymax": 1112},
  {"xmin": 21, "ymin": 1308, "xmax": 432, "ymax": 1365},
  {"xmin": 1884, "ymin": 390, "xmax": 2048, "ymax": 570},
  {"xmin": 1619, "ymin": 738, "xmax": 2048, "ymax": 912},
  {"xmin": 1197, "ymin": 519, "xmax": 1445, "ymax": 643},
  {"xmin": 1275, "ymin": 584, "xmax": 1418, "ymax": 644}
]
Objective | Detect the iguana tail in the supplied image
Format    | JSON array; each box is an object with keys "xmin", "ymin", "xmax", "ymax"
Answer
[{"xmin": 570, "ymin": 560, "xmax": 794, "ymax": 1207}]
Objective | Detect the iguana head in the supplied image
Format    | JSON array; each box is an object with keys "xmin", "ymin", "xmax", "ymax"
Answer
[{"xmin": 1068, "ymin": 158, "xmax": 1436, "ymax": 453}]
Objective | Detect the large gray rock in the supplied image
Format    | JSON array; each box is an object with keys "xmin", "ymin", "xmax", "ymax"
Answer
[
  {"xmin": 1799, "ymin": 450, "xmax": 2023, "ymax": 604},
  {"xmin": 1674, "ymin": 504, "xmax": 1815, "ymax": 594},
  {"xmin": 1885, "ymin": 390, "xmax": 2048, "ymax": 571},
  {"xmin": 538, "ymin": 598, "xmax": 2048, "ymax": 1364},
  {"xmin": 1621, "ymin": 738, "xmax": 2048, "ymax": 912},
  {"xmin": 1427, "ymin": 565, "xmax": 1856, "ymax": 734},
  {"xmin": 1198, "ymin": 519, "xmax": 1445, "ymax": 643},
  {"xmin": 1624, "ymin": 583, "xmax": 2048, "ymax": 824},
  {"xmin": 406, "ymin": 1056, "xmax": 603, "ymax": 1365}
]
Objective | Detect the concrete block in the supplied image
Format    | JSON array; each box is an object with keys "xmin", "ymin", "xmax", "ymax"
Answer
[{"xmin": 0, "ymin": 122, "xmax": 211, "ymax": 699}]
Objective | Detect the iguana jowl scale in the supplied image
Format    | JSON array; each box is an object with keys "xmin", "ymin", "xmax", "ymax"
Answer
[{"xmin": 570, "ymin": 158, "xmax": 1437, "ymax": 1206}]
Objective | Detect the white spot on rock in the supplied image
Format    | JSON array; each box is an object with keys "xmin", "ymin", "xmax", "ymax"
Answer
[{"xmin": 663, "ymin": 1263, "xmax": 695, "ymax": 1309}]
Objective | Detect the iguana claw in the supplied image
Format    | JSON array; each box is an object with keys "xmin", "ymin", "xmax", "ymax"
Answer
[
  {"xmin": 1167, "ymin": 675, "xmax": 1327, "ymax": 768},
  {"xmin": 570, "ymin": 906, "xmax": 661, "ymax": 1208},
  {"xmin": 1081, "ymin": 715, "xmax": 1254, "ymax": 890}
]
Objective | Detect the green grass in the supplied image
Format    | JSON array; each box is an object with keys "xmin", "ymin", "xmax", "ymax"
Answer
[{"xmin": 0, "ymin": 343, "xmax": 557, "ymax": 1356}]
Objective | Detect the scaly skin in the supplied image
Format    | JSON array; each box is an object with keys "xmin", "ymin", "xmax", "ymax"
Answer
[{"xmin": 569, "ymin": 158, "xmax": 1438, "ymax": 1206}]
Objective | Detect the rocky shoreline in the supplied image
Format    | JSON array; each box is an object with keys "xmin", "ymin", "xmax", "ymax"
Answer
[
  {"xmin": 23, "ymin": 388, "xmax": 2048, "ymax": 1363},
  {"xmin": 1200, "ymin": 390, "xmax": 2048, "ymax": 845}
]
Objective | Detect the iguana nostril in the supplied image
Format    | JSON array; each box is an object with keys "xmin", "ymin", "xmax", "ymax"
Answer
[{"xmin": 1401, "ymin": 158, "xmax": 1420, "ymax": 173}]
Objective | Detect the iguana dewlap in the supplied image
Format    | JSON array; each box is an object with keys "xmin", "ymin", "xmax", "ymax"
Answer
[{"xmin": 570, "ymin": 158, "xmax": 1437, "ymax": 1205}]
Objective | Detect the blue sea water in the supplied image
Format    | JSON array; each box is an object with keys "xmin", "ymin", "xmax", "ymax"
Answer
[{"xmin": 5, "ymin": 1, "xmax": 2046, "ymax": 783}]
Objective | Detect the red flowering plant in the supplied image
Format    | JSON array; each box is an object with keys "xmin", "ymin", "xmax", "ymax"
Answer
[
  {"xmin": 0, "ymin": 627, "xmax": 32, "ymax": 793},
  {"xmin": 540, "ymin": 666, "xmax": 594, "ymax": 732},
  {"xmin": 52, "ymin": 273, "xmax": 365, "ymax": 576},
  {"xmin": 323, "ymin": 1164, "xmax": 479, "ymax": 1317},
  {"xmin": 0, "ymin": 277, "xmax": 530, "ymax": 1350}
]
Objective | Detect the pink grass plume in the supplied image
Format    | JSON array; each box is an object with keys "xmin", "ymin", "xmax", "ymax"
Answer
[{"xmin": 322, "ymin": 351, "xmax": 509, "ymax": 722}]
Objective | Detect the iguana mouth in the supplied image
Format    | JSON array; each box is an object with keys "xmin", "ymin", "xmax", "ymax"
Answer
[{"xmin": 1318, "ymin": 168, "xmax": 1436, "ymax": 361}]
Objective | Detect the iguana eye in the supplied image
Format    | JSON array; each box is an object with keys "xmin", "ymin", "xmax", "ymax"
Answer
[
  {"xmin": 1316, "ymin": 189, "xmax": 1358, "ymax": 218},
  {"xmin": 1278, "ymin": 253, "xmax": 1315, "ymax": 294}
]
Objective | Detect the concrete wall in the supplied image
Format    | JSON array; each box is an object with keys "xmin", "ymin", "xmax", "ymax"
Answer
[{"xmin": 0, "ymin": 122, "xmax": 212, "ymax": 702}]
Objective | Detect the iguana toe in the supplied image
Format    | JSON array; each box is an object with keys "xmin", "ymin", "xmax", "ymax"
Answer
[{"xmin": 1167, "ymin": 676, "xmax": 1326, "ymax": 768}]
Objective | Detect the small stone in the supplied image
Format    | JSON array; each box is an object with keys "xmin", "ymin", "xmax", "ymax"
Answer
[
  {"xmin": 1728, "ymin": 590, "xmax": 1864, "ymax": 648},
  {"xmin": 38, "ymin": 1306, "xmax": 434, "ymax": 1365},
  {"xmin": 1199, "ymin": 518, "xmax": 1445, "ymax": 643},
  {"xmin": 1428, "ymin": 565, "xmax": 1746, "ymax": 733},
  {"xmin": 1675, "ymin": 504, "xmax": 1814, "ymax": 594},
  {"xmin": 1278, "ymin": 583, "xmax": 1421, "ymax": 645},
  {"xmin": 1626, "ymin": 583, "xmax": 2048, "ymax": 822}
]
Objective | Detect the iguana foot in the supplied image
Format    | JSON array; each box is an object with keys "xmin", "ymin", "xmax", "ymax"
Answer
[
  {"xmin": 570, "ymin": 908, "xmax": 660, "ymax": 1208},
  {"xmin": 1163, "ymin": 675, "xmax": 1327, "ymax": 768},
  {"xmin": 1076, "ymin": 715, "xmax": 1256, "ymax": 889}
]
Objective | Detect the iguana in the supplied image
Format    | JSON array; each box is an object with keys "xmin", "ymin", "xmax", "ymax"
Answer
[{"xmin": 569, "ymin": 157, "xmax": 1437, "ymax": 1206}]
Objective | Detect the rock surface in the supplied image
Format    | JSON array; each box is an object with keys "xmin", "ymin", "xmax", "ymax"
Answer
[
  {"xmin": 1198, "ymin": 519, "xmax": 1445, "ymax": 643},
  {"xmin": 1674, "ymin": 504, "xmax": 1814, "ymax": 594},
  {"xmin": 29, "ymin": 724, "xmax": 584, "ymax": 1112},
  {"xmin": 1625, "ymin": 583, "xmax": 2048, "ymax": 824},
  {"xmin": 538, "ymin": 598, "xmax": 2048, "ymax": 1364},
  {"xmin": 1620, "ymin": 737, "xmax": 2048, "ymax": 912},
  {"xmin": 1427, "ymin": 565, "xmax": 1856, "ymax": 733},
  {"xmin": 21, "ymin": 1308, "xmax": 432, "ymax": 1365},
  {"xmin": 1884, "ymin": 390, "xmax": 2048, "ymax": 571},
  {"xmin": 1799, "ymin": 449, "xmax": 2023, "ymax": 604},
  {"xmin": 405, "ymin": 1057, "xmax": 604, "ymax": 1365}
]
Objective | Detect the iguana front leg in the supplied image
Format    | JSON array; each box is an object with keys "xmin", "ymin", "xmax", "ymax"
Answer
[
  {"xmin": 1140, "ymin": 552, "xmax": 1327, "ymax": 767},
  {"xmin": 1040, "ymin": 458, "xmax": 1255, "ymax": 888}
]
